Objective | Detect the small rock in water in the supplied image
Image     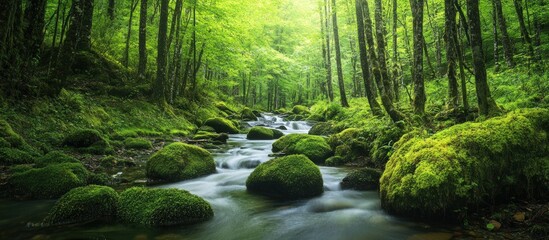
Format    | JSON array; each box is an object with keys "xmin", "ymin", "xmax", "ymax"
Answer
[
  {"xmin": 277, "ymin": 126, "xmax": 287, "ymax": 130},
  {"xmin": 238, "ymin": 160, "xmax": 261, "ymax": 169},
  {"xmin": 221, "ymin": 162, "xmax": 230, "ymax": 169}
]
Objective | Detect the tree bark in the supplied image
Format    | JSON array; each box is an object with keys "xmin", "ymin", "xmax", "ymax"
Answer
[
  {"xmin": 138, "ymin": 0, "xmax": 147, "ymax": 80},
  {"xmin": 494, "ymin": 0, "xmax": 515, "ymax": 68},
  {"xmin": 492, "ymin": 0, "xmax": 500, "ymax": 71},
  {"xmin": 153, "ymin": 0, "xmax": 168, "ymax": 104},
  {"xmin": 466, "ymin": 0, "xmax": 498, "ymax": 116},
  {"xmin": 410, "ymin": 0, "xmax": 426, "ymax": 114},
  {"xmin": 319, "ymin": 3, "xmax": 331, "ymax": 101},
  {"xmin": 513, "ymin": 0, "xmax": 535, "ymax": 56},
  {"xmin": 445, "ymin": 0, "xmax": 459, "ymax": 112},
  {"xmin": 123, "ymin": 0, "xmax": 139, "ymax": 68},
  {"xmin": 355, "ymin": 0, "xmax": 382, "ymax": 116},
  {"xmin": 63, "ymin": 0, "xmax": 94, "ymax": 53},
  {"xmin": 108, "ymin": 0, "xmax": 115, "ymax": 20},
  {"xmin": 23, "ymin": 0, "xmax": 48, "ymax": 60},
  {"xmin": 392, "ymin": 0, "xmax": 400, "ymax": 102},
  {"xmin": 375, "ymin": 0, "xmax": 394, "ymax": 100},
  {"xmin": 331, "ymin": 0, "xmax": 350, "ymax": 108},
  {"xmin": 324, "ymin": 0, "xmax": 335, "ymax": 102}
]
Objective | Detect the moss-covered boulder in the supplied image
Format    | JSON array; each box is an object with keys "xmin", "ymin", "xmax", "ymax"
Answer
[
  {"xmin": 203, "ymin": 118, "xmax": 239, "ymax": 134},
  {"xmin": 380, "ymin": 109, "xmax": 549, "ymax": 219},
  {"xmin": 215, "ymin": 102, "xmax": 235, "ymax": 114},
  {"xmin": 63, "ymin": 129, "xmax": 113, "ymax": 154},
  {"xmin": 246, "ymin": 155, "xmax": 323, "ymax": 199},
  {"xmin": 0, "ymin": 120, "xmax": 25, "ymax": 148},
  {"xmin": 291, "ymin": 105, "xmax": 310, "ymax": 115},
  {"xmin": 118, "ymin": 187, "xmax": 213, "ymax": 226},
  {"xmin": 325, "ymin": 156, "xmax": 348, "ymax": 167},
  {"xmin": 8, "ymin": 162, "xmax": 89, "ymax": 199},
  {"xmin": 340, "ymin": 168, "xmax": 381, "ymax": 191},
  {"xmin": 241, "ymin": 108, "xmax": 258, "ymax": 121},
  {"xmin": 272, "ymin": 134, "xmax": 333, "ymax": 164},
  {"xmin": 191, "ymin": 131, "xmax": 228, "ymax": 144},
  {"xmin": 43, "ymin": 185, "xmax": 119, "ymax": 226},
  {"xmin": 124, "ymin": 138, "xmax": 153, "ymax": 150},
  {"xmin": 146, "ymin": 142, "xmax": 216, "ymax": 182},
  {"xmin": 246, "ymin": 126, "xmax": 284, "ymax": 140},
  {"xmin": 308, "ymin": 122, "xmax": 338, "ymax": 136},
  {"xmin": 0, "ymin": 148, "xmax": 35, "ymax": 165},
  {"xmin": 34, "ymin": 151, "xmax": 79, "ymax": 167}
]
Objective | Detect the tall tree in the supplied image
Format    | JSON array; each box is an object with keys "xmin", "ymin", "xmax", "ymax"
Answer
[
  {"xmin": 138, "ymin": 0, "xmax": 148, "ymax": 80},
  {"xmin": 391, "ymin": 0, "xmax": 400, "ymax": 102},
  {"xmin": 123, "ymin": 0, "xmax": 139, "ymax": 68},
  {"xmin": 513, "ymin": 0, "xmax": 535, "ymax": 56},
  {"xmin": 445, "ymin": 0, "xmax": 459, "ymax": 112},
  {"xmin": 493, "ymin": 0, "xmax": 515, "ymax": 67},
  {"xmin": 108, "ymin": 0, "xmax": 115, "ymax": 20},
  {"xmin": 355, "ymin": 0, "xmax": 382, "ymax": 116},
  {"xmin": 466, "ymin": 0, "xmax": 499, "ymax": 116},
  {"xmin": 410, "ymin": 0, "xmax": 426, "ymax": 114},
  {"xmin": 23, "ymin": 0, "xmax": 48, "ymax": 60},
  {"xmin": 492, "ymin": 0, "xmax": 500, "ymax": 71},
  {"xmin": 153, "ymin": 0, "xmax": 169, "ymax": 104},
  {"xmin": 319, "ymin": 4, "xmax": 330, "ymax": 100},
  {"xmin": 63, "ymin": 0, "xmax": 94, "ymax": 53},
  {"xmin": 331, "ymin": 0, "xmax": 349, "ymax": 107},
  {"xmin": 324, "ymin": 0, "xmax": 335, "ymax": 102}
]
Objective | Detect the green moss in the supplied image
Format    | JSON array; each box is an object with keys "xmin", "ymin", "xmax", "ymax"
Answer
[
  {"xmin": 0, "ymin": 147, "xmax": 35, "ymax": 165},
  {"xmin": 271, "ymin": 129, "xmax": 284, "ymax": 139},
  {"xmin": 112, "ymin": 128, "xmax": 163, "ymax": 140},
  {"xmin": 44, "ymin": 185, "xmax": 119, "ymax": 226},
  {"xmin": 0, "ymin": 119, "xmax": 25, "ymax": 148},
  {"xmin": 124, "ymin": 138, "xmax": 153, "ymax": 150},
  {"xmin": 246, "ymin": 154, "xmax": 323, "ymax": 199},
  {"xmin": 34, "ymin": 151, "xmax": 79, "ymax": 167},
  {"xmin": 340, "ymin": 168, "xmax": 382, "ymax": 191},
  {"xmin": 308, "ymin": 122, "xmax": 338, "ymax": 136},
  {"xmin": 80, "ymin": 140, "xmax": 114, "ymax": 155},
  {"xmin": 87, "ymin": 172, "xmax": 111, "ymax": 185},
  {"xmin": 328, "ymin": 128, "xmax": 361, "ymax": 148},
  {"xmin": 0, "ymin": 137, "xmax": 11, "ymax": 148},
  {"xmin": 241, "ymin": 108, "xmax": 258, "ymax": 121},
  {"xmin": 272, "ymin": 134, "xmax": 333, "ymax": 164},
  {"xmin": 203, "ymin": 117, "xmax": 239, "ymax": 134},
  {"xmin": 291, "ymin": 105, "xmax": 310, "ymax": 115},
  {"xmin": 246, "ymin": 126, "xmax": 283, "ymax": 140},
  {"xmin": 192, "ymin": 131, "xmax": 220, "ymax": 140},
  {"xmin": 8, "ymin": 164, "xmax": 33, "ymax": 174},
  {"xmin": 325, "ymin": 156, "xmax": 347, "ymax": 167},
  {"xmin": 380, "ymin": 109, "xmax": 549, "ymax": 219},
  {"xmin": 63, "ymin": 129, "xmax": 103, "ymax": 148},
  {"xmin": 215, "ymin": 102, "xmax": 235, "ymax": 114},
  {"xmin": 146, "ymin": 142, "xmax": 216, "ymax": 182},
  {"xmin": 118, "ymin": 187, "xmax": 213, "ymax": 226},
  {"xmin": 8, "ymin": 162, "xmax": 89, "ymax": 199}
]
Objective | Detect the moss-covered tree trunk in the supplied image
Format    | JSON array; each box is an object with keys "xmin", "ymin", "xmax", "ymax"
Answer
[
  {"xmin": 123, "ymin": 0, "xmax": 139, "ymax": 68},
  {"xmin": 138, "ymin": 0, "xmax": 147, "ymax": 80},
  {"xmin": 23, "ymin": 0, "xmax": 48, "ymax": 61},
  {"xmin": 319, "ymin": 4, "xmax": 330, "ymax": 100},
  {"xmin": 331, "ymin": 0, "xmax": 350, "ymax": 108},
  {"xmin": 63, "ymin": 0, "xmax": 94, "ymax": 53},
  {"xmin": 466, "ymin": 0, "xmax": 499, "ymax": 116},
  {"xmin": 324, "ymin": 0, "xmax": 335, "ymax": 102},
  {"xmin": 355, "ymin": 0, "xmax": 382, "ymax": 116},
  {"xmin": 494, "ymin": 0, "xmax": 515, "ymax": 68},
  {"xmin": 445, "ymin": 0, "xmax": 459, "ymax": 112},
  {"xmin": 153, "ymin": 0, "xmax": 168, "ymax": 104},
  {"xmin": 410, "ymin": 0, "xmax": 426, "ymax": 115},
  {"xmin": 391, "ymin": 0, "xmax": 400, "ymax": 103},
  {"xmin": 513, "ymin": 0, "xmax": 535, "ymax": 57}
]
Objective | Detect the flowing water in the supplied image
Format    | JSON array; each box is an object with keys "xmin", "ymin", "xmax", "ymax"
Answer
[{"xmin": 0, "ymin": 114, "xmax": 440, "ymax": 240}]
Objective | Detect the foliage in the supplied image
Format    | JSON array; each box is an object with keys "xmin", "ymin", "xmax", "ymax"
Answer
[
  {"xmin": 146, "ymin": 142, "xmax": 216, "ymax": 182},
  {"xmin": 44, "ymin": 185, "xmax": 119, "ymax": 226},
  {"xmin": 118, "ymin": 187, "xmax": 213, "ymax": 226},
  {"xmin": 246, "ymin": 154, "xmax": 323, "ymax": 199}
]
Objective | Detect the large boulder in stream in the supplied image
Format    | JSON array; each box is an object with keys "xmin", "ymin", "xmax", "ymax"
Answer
[
  {"xmin": 381, "ymin": 109, "xmax": 549, "ymax": 219},
  {"xmin": 118, "ymin": 187, "xmax": 213, "ymax": 226},
  {"xmin": 340, "ymin": 168, "xmax": 382, "ymax": 191},
  {"xmin": 246, "ymin": 126, "xmax": 284, "ymax": 140},
  {"xmin": 146, "ymin": 142, "xmax": 216, "ymax": 182},
  {"xmin": 44, "ymin": 185, "xmax": 119, "ymax": 226},
  {"xmin": 241, "ymin": 108, "xmax": 259, "ymax": 121},
  {"xmin": 272, "ymin": 134, "xmax": 333, "ymax": 164},
  {"xmin": 203, "ymin": 117, "xmax": 239, "ymax": 134},
  {"xmin": 246, "ymin": 154, "xmax": 323, "ymax": 200}
]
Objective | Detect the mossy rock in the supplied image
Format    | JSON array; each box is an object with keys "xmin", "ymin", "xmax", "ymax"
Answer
[
  {"xmin": 273, "ymin": 134, "xmax": 333, "ymax": 164},
  {"xmin": 308, "ymin": 122, "xmax": 337, "ymax": 136},
  {"xmin": 291, "ymin": 105, "xmax": 310, "ymax": 115},
  {"xmin": 124, "ymin": 138, "xmax": 153, "ymax": 150},
  {"xmin": 35, "ymin": 151, "xmax": 79, "ymax": 167},
  {"xmin": 247, "ymin": 127, "xmax": 284, "ymax": 140},
  {"xmin": 8, "ymin": 162, "xmax": 89, "ymax": 199},
  {"xmin": 118, "ymin": 187, "xmax": 213, "ymax": 226},
  {"xmin": 325, "ymin": 156, "xmax": 348, "ymax": 167},
  {"xmin": 9, "ymin": 164, "xmax": 33, "ymax": 174},
  {"xmin": 62, "ymin": 129, "xmax": 103, "ymax": 148},
  {"xmin": 246, "ymin": 154, "xmax": 323, "ymax": 200},
  {"xmin": 241, "ymin": 108, "xmax": 258, "ymax": 121},
  {"xmin": 328, "ymin": 128, "xmax": 361, "ymax": 149},
  {"xmin": 203, "ymin": 118, "xmax": 239, "ymax": 134},
  {"xmin": 146, "ymin": 142, "xmax": 216, "ymax": 182},
  {"xmin": 197, "ymin": 125, "xmax": 216, "ymax": 133},
  {"xmin": 380, "ymin": 109, "xmax": 549, "ymax": 219},
  {"xmin": 341, "ymin": 168, "xmax": 381, "ymax": 191},
  {"xmin": 0, "ymin": 148, "xmax": 35, "ymax": 165},
  {"xmin": 0, "ymin": 120, "xmax": 25, "ymax": 148},
  {"xmin": 215, "ymin": 102, "xmax": 235, "ymax": 114},
  {"xmin": 44, "ymin": 185, "xmax": 119, "ymax": 226}
]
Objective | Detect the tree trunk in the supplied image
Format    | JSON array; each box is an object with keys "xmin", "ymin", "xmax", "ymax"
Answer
[
  {"xmin": 513, "ymin": 0, "xmax": 535, "ymax": 56},
  {"xmin": 411, "ymin": 0, "xmax": 426, "ymax": 114},
  {"xmin": 324, "ymin": 0, "xmax": 335, "ymax": 102},
  {"xmin": 374, "ymin": 0, "xmax": 394, "ymax": 100},
  {"xmin": 494, "ymin": 0, "xmax": 515, "ymax": 68},
  {"xmin": 138, "ymin": 0, "xmax": 147, "ymax": 80},
  {"xmin": 63, "ymin": 0, "xmax": 94, "ymax": 53},
  {"xmin": 355, "ymin": 0, "xmax": 382, "ymax": 116},
  {"xmin": 331, "ymin": 0, "xmax": 350, "ymax": 108},
  {"xmin": 23, "ymin": 0, "xmax": 48, "ymax": 60},
  {"xmin": 153, "ymin": 0, "xmax": 168, "ymax": 104},
  {"xmin": 492, "ymin": 0, "xmax": 500, "ymax": 71},
  {"xmin": 319, "ymin": 3, "xmax": 331, "ymax": 101},
  {"xmin": 392, "ymin": 0, "xmax": 400, "ymax": 102},
  {"xmin": 466, "ymin": 0, "xmax": 498, "ymax": 116},
  {"xmin": 425, "ymin": 0, "xmax": 442, "ymax": 75},
  {"xmin": 123, "ymin": 0, "xmax": 139, "ymax": 68},
  {"xmin": 108, "ymin": 0, "xmax": 115, "ymax": 20},
  {"xmin": 445, "ymin": 0, "xmax": 459, "ymax": 112}
]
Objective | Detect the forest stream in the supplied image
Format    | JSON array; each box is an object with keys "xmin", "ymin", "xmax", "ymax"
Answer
[{"xmin": 0, "ymin": 114, "xmax": 451, "ymax": 240}]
